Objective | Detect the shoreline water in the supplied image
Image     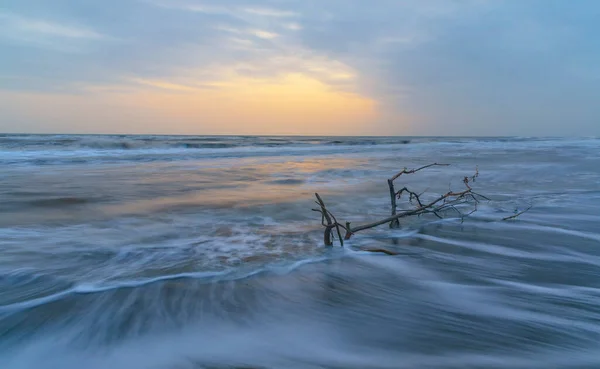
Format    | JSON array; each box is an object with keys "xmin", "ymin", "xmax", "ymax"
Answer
[{"xmin": 1, "ymin": 135, "xmax": 600, "ymax": 368}]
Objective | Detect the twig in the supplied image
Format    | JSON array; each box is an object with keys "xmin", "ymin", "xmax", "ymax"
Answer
[
  {"xmin": 502, "ymin": 205, "xmax": 532, "ymax": 221},
  {"xmin": 315, "ymin": 193, "xmax": 334, "ymax": 246},
  {"xmin": 387, "ymin": 164, "xmax": 448, "ymax": 228},
  {"xmin": 362, "ymin": 248, "xmax": 400, "ymax": 256},
  {"xmin": 390, "ymin": 163, "xmax": 450, "ymax": 182}
]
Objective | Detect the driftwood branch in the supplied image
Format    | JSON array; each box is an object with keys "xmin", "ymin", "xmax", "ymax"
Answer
[
  {"xmin": 314, "ymin": 163, "xmax": 528, "ymax": 249},
  {"xmin": 502, "ymin": 205, "xmax": 532, "ymax": 221},
  {"xmin": 314, "ymin": 193, "xmax": 352, "ymax": 246},
  {"xmin": 387, "ymin": 163, "xmax": 449, "ymax": 228},
  {"xmin": 390, "ymin": 163, "xmax": 450, "ymax": 182}
]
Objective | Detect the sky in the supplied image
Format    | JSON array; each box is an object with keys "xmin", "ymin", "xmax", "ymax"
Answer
[{"xmin": 1, "ymin": 0, "xmax": 599, "ymax": 136}]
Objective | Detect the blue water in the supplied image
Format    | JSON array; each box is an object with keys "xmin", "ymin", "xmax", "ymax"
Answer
[{"xmin": 1, "ymin": 135, "xmax": 600, "ymax": 368}]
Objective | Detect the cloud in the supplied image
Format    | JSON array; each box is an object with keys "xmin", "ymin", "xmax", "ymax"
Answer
[
  {"xmin": 161, "ymin": 3, "xmax": 228, "ymax": 14},
  {"xmin": 289, "ymin": 0, "xmax": 600, "ymax": 135},
  {"xmin": 1, "ymin": 14, "xmax": 104, "ymax": 39},
  {"xmin": 284, "ymin": 22, "xmax": 302, "ymax": 31},
  {"xmin": 0, "ymin": 74, "xmax": 379, "ymax": 135},
  {"xmin": 0, "ymin": 11, "xmax": 106, "ymax": 52},
  {"xmin": 250, "ymin": 30, "xmax": 278, "ymax": 39},
  {"xmin": 1, "ymin": 0, "xmax": 599, "ymax": 135},
  {"xmin": 151, "ymin": 1, "xmax": 298, "ymax": 19},
  {"xmin": 243, "ymin": 7, "xmax": 298, "ymax": 18}
]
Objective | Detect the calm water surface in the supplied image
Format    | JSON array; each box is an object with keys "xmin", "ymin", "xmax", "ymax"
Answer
[{"xmin": 1, "ymin": 135, "xmax": 600, "ymax": 368}]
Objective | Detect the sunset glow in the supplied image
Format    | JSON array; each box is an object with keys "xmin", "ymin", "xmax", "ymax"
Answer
[
  {"xmin": 1, "ymin": 1, "xmax": 599, "ymax": 135},
  {"xmin": 1, "ymin": 72, "xmax": 379, "ymax": 135},
  {"xmin": 130, "ymin": 73, "xmax": 378, "ymax": 135}
]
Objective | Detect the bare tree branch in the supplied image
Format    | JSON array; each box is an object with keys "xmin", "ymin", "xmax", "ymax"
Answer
[
  {"xmin": 313, "ymin": 163, "xmax": 529, "ymax": 248},
  {"xmin": 387, "ymin": 163, "xmax": 449, "ymax": 228},
  {"xmin": 502, "ymin": 205, "xmax": 532, "ymax": 221},
  {"xmin": 390, "ymin": 163, "xmax": 450, "ymax": 182}
]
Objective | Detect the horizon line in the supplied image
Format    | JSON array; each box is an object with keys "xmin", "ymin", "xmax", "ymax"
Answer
[{"xmin": 0, "ymin": 132, "xmax": 586, "ymax": 139}]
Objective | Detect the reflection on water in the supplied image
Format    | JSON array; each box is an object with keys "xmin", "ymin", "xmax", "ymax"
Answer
[
  {"xmin": 1, "ymin": 136, "xmax": 600, "ymax": 368},
  {"xmin": 0, "ymin": 156, "xmax": 369, "ymax": 226}
]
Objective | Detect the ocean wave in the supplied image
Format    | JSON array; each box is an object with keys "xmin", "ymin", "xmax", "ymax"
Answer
[
  {"xmin": 0, "ymin": 142, "xmax": 419, "ymax": 167},
  {"xmin": 26, "ymin": 197, "xmax": 93, "ymax": 208},
  {"xmin": 0, "ymin": 135, "xmax": 411, "ymax": 151},
  {"xmin": 1, "ymin": 135, "xmax": 599, "ymax": 167},
  {"xmin": 2, "ymin": 134, "xmax": 600, "ymax": 368},
  {"xmin": 0, "ymin": 270, "xmax": 74, "ymax": 310},
  {"xmin": 0, "ymin": 253, "xmax": 341, "ymax": 314},
  {"xmin": 0, "ymin": 134, "xmax": 568, "ymax": 152},
  {"xmin": 414, "ymin": 234, "xmax": 600, "ymax": 265},
  {"xmin": 327, "ymin": 139, "xmax": 412, "ymax": 145}
]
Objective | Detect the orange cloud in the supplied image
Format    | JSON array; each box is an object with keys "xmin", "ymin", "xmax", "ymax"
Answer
[{"xmin": 1, "ymin": 73, "xmax": 381, "ymax": 135}]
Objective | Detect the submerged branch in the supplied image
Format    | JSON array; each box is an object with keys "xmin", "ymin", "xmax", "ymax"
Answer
[
  {"xmin": 313, "ymin": 163, "xmax": 529, "ymax": 247},
  {"xmin": 387, "ymin": 163, "xmax": 449, "ymax": 228},
  {"xmin": 351, "ymin": 188, "xmax": 472, "ymax": 233},
  {"xmin": 502, "ymin": 205, "xmax": 532, "ymax": 221},
  {"xmin": 314, "ymin": 193, "xmax": 334, "ymax": 246},
  {"xmin": 390, "ymin": 163, "xmax": 450, "ymax": 182}
]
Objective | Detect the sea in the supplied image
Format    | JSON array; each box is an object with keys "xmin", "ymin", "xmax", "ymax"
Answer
[{"xmin": 1, "ymin": 134, "xmax": 599, "ymax": 369}]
